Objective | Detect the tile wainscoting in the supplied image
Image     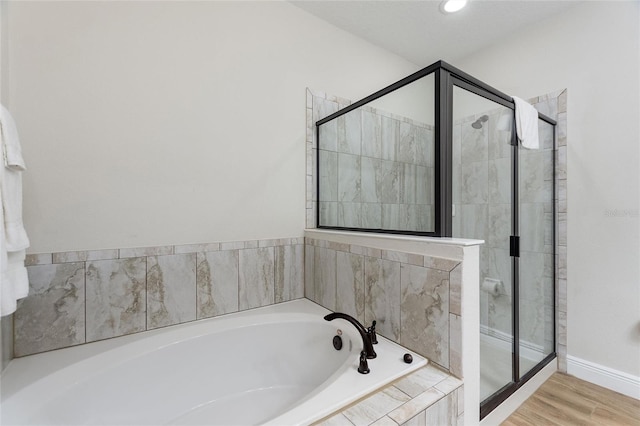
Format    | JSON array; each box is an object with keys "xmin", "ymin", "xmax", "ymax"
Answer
[{"xmin": 14, "ymin": 238, "xmax": 304, "ymax": 357}]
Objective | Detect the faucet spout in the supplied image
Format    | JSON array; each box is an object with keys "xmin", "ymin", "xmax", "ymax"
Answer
[{"xmin": 324, "ymin": 312, "xmax": 377, "ymax": 359}]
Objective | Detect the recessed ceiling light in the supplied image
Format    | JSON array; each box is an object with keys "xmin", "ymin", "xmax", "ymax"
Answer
[{"xmin": 441, "ymin": 0, "xmax": 468, "ymax": 14}]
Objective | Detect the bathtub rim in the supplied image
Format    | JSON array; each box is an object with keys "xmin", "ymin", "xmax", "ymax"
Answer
[{"xmin": 0, "ymin": 299, "xmax": 333, "ymax": 400}]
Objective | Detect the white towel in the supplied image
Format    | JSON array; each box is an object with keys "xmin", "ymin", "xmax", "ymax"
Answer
[
  {"xmin": 0, "ymin": 104, "xmax": 30, "ymax": 316},
  {"xmin": 512, "ymin": 96, "xmax": 539, "ymax": 150},
  {"xmin": 1, "ymin": 250, "xmax": 29, "ymax": 315},
  {"xmin": 1, "ymin": 105, "xmax": 26, "ymax": 171}
]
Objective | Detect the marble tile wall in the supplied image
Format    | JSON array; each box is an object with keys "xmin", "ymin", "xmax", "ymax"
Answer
[
  {"xmin": 307, "ymin": 90, "xmax": 352, "ymax": 229},
  {"xmin": 552, "ymin": 90, "xmax": 568, "ymax": 372},
  {"xmin": 316, "ymin": 364, "xmax": 464, "ymax": 426},
  {"xmin": 239, "ymin": 248, "xmax": 275, "ymax": 310},
  {"xmin": 453, "ymin": 107, "xmax": 512, "ymax": 341},
  {"xmin": 15, "ymin": 262, "xmax": 86, "ymax": 357},
  {"xmin": 518, "ymin": 94, "xmax": 562, "ymax": 363},
  {"xmin": 14, "ymin": 237, "xmax": 304, "ymax": 357},
  {"xmin": 86, "ymin": 258, "xmax": 146, "ymax": 341},
  {"xmin": 147, "ymin": 254, "xmax": 196, "ymax": 330},
  {"xmin": 305, "ymin": 237, "xmax": 462, "ymax": 377},
  {"xmin": 308, "ymin": 89, "xmax": 435, "ymax": 233}
]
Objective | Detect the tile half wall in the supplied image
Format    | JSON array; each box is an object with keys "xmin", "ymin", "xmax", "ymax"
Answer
[{"xmin": 305, "ymin": 236, "xmax": 463, "ymax": 378}]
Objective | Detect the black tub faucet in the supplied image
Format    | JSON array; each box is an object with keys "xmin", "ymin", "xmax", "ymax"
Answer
[
  {"xmin": 368, "ymin": 320, "xmax": 378, "ymax": 344},
  {"xmin": 324, "ymin": 312, "xmax": 377, "ymax": 359}
]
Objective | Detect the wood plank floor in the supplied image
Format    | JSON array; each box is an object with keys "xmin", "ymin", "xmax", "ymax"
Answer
[{"xmin": 502, "ymin": 373, "xmax": 640, "ymax": 425}]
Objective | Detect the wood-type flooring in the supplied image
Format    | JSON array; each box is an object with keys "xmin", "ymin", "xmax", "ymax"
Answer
[{"xmin": 502, "ymin": 373, "xmax": 640, "ymax": 425}]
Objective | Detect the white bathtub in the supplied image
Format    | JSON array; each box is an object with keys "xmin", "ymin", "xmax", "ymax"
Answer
[{"xmin": 1, "ymin": 299, "xmax": 426, "ymax": 425}]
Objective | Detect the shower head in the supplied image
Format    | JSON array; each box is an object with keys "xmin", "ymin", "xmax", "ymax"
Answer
[{"xmin": 471, "ymin": 115, "xmax": 489, "ymax": 129}]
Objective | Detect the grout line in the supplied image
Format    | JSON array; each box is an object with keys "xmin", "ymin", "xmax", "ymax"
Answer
[
  {"xmin": 83, "ymin": 261, "xmax": 87, "ymax": 344},
  {"xmin": 398, "ymin": 260, "xmax": 402, "ymax": 345},
  {"xmin": 195, "ymin": 253, "xmax": 200, "ymax": 320},
  {"xmin": 144, "ymin": 256, "xmax": 148, "ymax": 332}
]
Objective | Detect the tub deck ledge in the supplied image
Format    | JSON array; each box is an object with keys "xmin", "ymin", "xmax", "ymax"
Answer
[{"xmin": 314, "ymin": 364, "xmax": 464, "ymax": 426}]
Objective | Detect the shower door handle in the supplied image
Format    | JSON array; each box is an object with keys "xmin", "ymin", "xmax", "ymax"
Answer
[{"xmin": 510, "ymin": 236, "xmax": 520, "ymax": 257}]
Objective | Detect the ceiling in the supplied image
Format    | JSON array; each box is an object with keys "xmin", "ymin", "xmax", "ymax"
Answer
[{"xmin": 291, "ymin": 0, "xmax": 584, "ymax": 66}]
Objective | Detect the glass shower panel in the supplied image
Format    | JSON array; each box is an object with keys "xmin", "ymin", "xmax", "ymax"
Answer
[
  {"xmin": 317, "ymin": 73, "xmax": 435, "ymax": 233},
  {"xmin": 451, "ymin": 86, "xmax": 515, "ymax": 402},
  {"xmin": 518, "ymin": 119, "xmax": 555, "ymax": 378}
]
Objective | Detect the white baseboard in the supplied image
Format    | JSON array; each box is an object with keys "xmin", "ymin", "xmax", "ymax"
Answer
[{"xmin": 567, "ymin": 355, "xmax": 640, "ymax": 400}]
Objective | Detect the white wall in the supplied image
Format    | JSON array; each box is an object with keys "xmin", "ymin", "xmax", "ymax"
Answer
[
  {"xmin": 4, "ymin": 1, "xmax": 418, "ymax": 253},
  {"xmin": 456, "ymin": 1, "xmax": 640, "ymax": 378},
  {"xmin": 1, "ymin": 0, "xmax": 7, "ymax": 102}
]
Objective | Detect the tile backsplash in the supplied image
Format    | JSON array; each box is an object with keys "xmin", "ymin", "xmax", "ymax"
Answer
[{"xmin": 14, "ymin": 238, "xmax": 304, "ymax": 357}]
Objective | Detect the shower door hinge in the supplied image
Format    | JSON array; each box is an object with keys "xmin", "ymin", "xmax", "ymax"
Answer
[{"xmin": 510, "ymin": 236, "xmax": 520, "ymax": 257}]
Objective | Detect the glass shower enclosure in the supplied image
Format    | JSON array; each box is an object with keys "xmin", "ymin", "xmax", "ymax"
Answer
[
  {"xmin": 316, "ymin": 61, "xmax": 556, "ymax": 418},
  {"xmin": 451, "ymin": 84, "xmax": 556, "ymax": 416}
]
